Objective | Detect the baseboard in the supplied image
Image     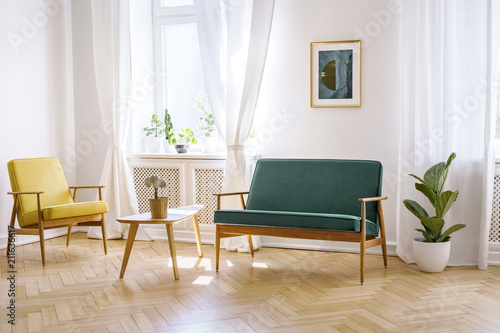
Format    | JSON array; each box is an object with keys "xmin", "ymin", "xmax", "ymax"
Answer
[
  {"xmin": 0, "ymin": 228, "xmax": 81, "ymax": 250},
  {"xmin": 142, "ymin": 227, "xmax": 397, "ymax": 256},
  {"xmin": 2, "ymin": 227, "xmax": 498, "ymax": 265}
]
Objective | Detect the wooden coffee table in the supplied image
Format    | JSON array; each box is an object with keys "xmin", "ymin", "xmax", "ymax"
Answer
[{"xmin": 117, "ymin": 205, "xmax": 203, "ymax": 280}]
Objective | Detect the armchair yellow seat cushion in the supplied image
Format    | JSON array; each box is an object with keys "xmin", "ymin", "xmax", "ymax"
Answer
[{"xmin": 23, "ymin": 201, "xmax": 108, "ymax": 226}]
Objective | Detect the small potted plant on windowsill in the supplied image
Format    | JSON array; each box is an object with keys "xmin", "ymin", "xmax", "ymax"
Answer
[
  {"xmin": 168, "ymin": 128, "xmax": 198, "ymax": 153},
  {"xmin": 145, "ymin": 175, "xmax": 168, "ymax": 218},
  {"xmin": 403, "ymin": 152, "xmax": 466, "ymax": 273},
  {"xmin": 144, "ymin": 114, "xmax": 165, "ymax": 153},
  {"xmin": 163, "ymin": 109, "xmax": 175, "ymax": 153},
  {"xmin": 195, "ymin": 92, "xmax": 217, "ymax": 153}
]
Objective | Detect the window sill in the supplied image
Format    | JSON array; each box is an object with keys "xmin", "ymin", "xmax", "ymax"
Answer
[{"xmin": 128, "ymin": 151, "xmax": 261, "ymax": 161}]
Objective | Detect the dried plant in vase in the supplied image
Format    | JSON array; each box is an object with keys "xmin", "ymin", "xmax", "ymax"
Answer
[{"xmin": 145, "ymin": 175, "xmax": 168, "ymax": 218}]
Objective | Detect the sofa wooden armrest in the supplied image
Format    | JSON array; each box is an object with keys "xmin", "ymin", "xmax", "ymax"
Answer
[{"xmin": 214, "ymin": 191, "xmax": 249, "ymax": 210}]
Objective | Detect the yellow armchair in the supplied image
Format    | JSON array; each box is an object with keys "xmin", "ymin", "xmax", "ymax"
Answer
[{"xmin": 6, "ymin": 157, "xmax": 108, "ymax": 266}]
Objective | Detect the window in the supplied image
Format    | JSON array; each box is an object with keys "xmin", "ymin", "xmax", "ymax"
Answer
[{"xmin": 152, "ymin": 0, "xmax": 206, "ymax": 139}]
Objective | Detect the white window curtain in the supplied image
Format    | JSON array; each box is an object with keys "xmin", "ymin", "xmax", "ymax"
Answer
[
  {"xmin": 397, "ymin": 0, "xmax": 500, "ymax": 268},
  {"xmin": 88, "ymin": 0, "xmax": 152, "ymax": 241},
  {"xmin": 194, "ymin": 0, "xmax": 275, "ymax": 251}
]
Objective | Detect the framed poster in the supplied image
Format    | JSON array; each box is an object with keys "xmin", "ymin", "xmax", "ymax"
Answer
[{"xmin": 310, "ymin": 40, "xmax": 361, "ymax": 108}]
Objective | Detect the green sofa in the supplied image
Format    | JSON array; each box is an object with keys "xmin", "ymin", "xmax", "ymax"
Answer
[{"xmin": 214, "ymin": 159, "xmax": 388, "ymax": 284}]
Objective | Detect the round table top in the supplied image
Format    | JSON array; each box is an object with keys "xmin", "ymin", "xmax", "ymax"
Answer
[{"xmin": 116, "ymin": 205, "xmax": 203, "ymax": 224}]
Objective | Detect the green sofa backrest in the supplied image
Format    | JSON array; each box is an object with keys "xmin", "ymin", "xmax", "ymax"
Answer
[{"xmin": 246, "ymin": 159, "xmax": 383, "ymax": 224}]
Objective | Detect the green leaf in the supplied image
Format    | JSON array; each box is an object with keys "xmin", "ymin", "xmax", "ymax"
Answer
[
  {"xmin": 409, "ymin": 174, "xmax": 426, "ymax": 184},
  {"xmin": 415, "ymin": 228, "xmax": 432, "ymax": 242},
  {"xmin": 415, "ymin": 182, "xmax": 437, "ymax": 206},
  {"xmin": 420, "ymin": 217, "xmax": 444, "ymax": 241},
  {"xmin": 403, "ymin": 199, "xmax": 429, "ymax": 220},
  {"xmin": 445, "ymin": 152, "xmax": 456, "ymax": 169},
  {"xmin": 436, "ymin": 224, "xmax": 466, "ymax": 242},
  {"xmin": 435, "ymin": 190, "xmax": 459, "ymax": 219},
  {"xmin": 423, "ymin": 161, "xmax": 446, "ymax": 193}
]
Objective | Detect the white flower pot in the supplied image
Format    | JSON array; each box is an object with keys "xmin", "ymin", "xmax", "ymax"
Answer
[
  {"xmin": 146, "ymin": 136, "xmax": 163, "ymax": 153},
  {"xmin": 413, "ymin": 238, "xmax": 451, "ymax": 273},
  {"xmin": 164, "ymin": 140, "xmax": 176, "ymax": 153},
  {"xmin": 199, "ymin": 136, "xmax": 217, "ymax": 153}
]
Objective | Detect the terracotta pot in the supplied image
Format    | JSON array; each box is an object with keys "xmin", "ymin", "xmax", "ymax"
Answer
[{"xmin": 149, "ymin": 197, "xmax": 168, "ymax": 218}]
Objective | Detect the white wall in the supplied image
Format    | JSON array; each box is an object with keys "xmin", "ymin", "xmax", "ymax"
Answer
[
  {"xmin": 255, "ymin": 0, "xmax": 400, "ymax": 245},
  {"xmin": 0, "ymin": 0, "xmax": 75, "ymax": 242}
]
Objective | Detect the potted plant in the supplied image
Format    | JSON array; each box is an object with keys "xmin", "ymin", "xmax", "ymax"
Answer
[
  {"xmin": 403, "ymin": 152, "xmax": 466, "ymax": 273},
  {"xmin": 168, "ymin": 128, "xmax": 198, "ymax": 153},
  {"xmin": 145, "ymin": 175, "xmax": 168, "ymax": 218},
  {"xmin": 195, "ymin": 92, "xmax": 217, "ymax": 153},
  {"xmin": 163, "ymin": 109, "xmax": 175, "ymax": 153},
  {"xmin": 143, "ymin": 114, "xmax": 165, "ymax": 153}
]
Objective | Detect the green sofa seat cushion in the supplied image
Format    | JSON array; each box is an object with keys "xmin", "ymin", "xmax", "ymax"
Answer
[{"xmin": 214, "ymin": 209, "xmax": 379, "ymax": 237}]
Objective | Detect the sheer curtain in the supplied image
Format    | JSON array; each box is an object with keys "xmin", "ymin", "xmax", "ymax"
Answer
[
  {"xmin": 397, "ymin": 0, "xmax": 500, "ymax": 268},
  {"xmin": 194, "ymin": 0, "xmax": 275, "ymax": 251},
  {"xmin": 88, "ymin": 0, "xmax": 151, "ymax": 241}
]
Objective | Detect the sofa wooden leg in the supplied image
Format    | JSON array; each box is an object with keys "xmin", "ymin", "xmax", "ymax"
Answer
[
  {"xmin": 381, "ymin": 240, "xmax": 388, "ymax": 267},
  {"xmin": 378, "ymin": 203, "xmax": 388, "ymax": 267},
  {"xmin": 360, "ymin": 243, "xmax": 365, "ymax": 285},
  {"xmin": 215, "ymin": 226, "xmax": 221, "ymax": 272},
  {"xmin": 247, "ymin": 235, "xmax": 254, "ymax": 257},
  {"xmin": 66, "ymin": 226, "xmax": 72, "ymax": 247}
]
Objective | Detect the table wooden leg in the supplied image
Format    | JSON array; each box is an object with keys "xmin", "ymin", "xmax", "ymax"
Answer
[
  {"xmin": 119, "ymin": 224, "xmax": 139, "ymax": 279},
  {"xmin": 192, "ymin": 214, "xmax": 203, "ymax": 258},
  {"xmin": 165, "ymin": 224, "xmax": 179, "ymax": 280}
]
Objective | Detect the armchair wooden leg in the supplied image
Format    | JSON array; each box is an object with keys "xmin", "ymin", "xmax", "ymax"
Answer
[
  {"xmin": 215, "ymin": 225, "xmax": 221, "ymax": 272},
  {"xmin": 66, "ymin": 226, "xmax": 72, "ymax": 247},
  {"xmin": 39, "ymin": 224, "xmax": 46, "ymax": 267},
  {"xmin": 247, "ymin": 235, "xmax": 254, "ymax": 257},
  {"xmin": 7, "ymin": 196, "xmax": 18, "ymax": 256},
  {"xmin": 101, "ymin": 214, "xmax": 107, "ymax": 255}
]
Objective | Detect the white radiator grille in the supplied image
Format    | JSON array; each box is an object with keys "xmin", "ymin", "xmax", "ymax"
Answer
[
  {"xmin": 132, "ymin": 167, "xmax": 181, "ymax": 213},
  {"xmin": 194, "ymin": 168, "xmax": 224, "ymax": 224},
  {"xmin": 491, "ymin": 175, "xmax": 500, "ymax": 242}
]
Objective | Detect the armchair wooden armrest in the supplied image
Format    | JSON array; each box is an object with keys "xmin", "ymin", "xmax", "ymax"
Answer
[
  {"xmin": 213, "ymin": 192, "xmax": 249, "ymax": 210},
  {"xmin": 8, "ymin": 191, "xmax": 44, "ymax": 195},
  {"xmin": 69, "ymin": 186, "xmax": 105, "ymax": 189},
  {"xmin": 69, "ymin": 185, "xmax": 106, "ymax": 201},
  {"xmin": 358, "ymin": 196, "xmax": 388, "ymax": 203}
]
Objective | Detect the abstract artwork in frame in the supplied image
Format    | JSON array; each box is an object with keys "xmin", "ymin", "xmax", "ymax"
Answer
[{"xmin": 310, "ymin": 40, "xmax": 361, "ymax": 108}]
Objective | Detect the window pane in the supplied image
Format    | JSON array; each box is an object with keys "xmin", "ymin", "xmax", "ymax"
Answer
[
  {"xmin": 160, "ymin": 0, "xmax": 193, "ymax": 7},
  {"xmin": 162, "ymin": 23, "xmax": 205, "ymax": 135}
]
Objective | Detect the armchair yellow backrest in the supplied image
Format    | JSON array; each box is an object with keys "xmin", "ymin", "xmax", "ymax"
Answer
[{"xmin": 7, "ymin": 157, "xmax": 74, "ymax": 227}]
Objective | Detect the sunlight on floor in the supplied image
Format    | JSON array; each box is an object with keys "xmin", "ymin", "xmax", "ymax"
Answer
[
  {"xmin": 192, "ymin": 275, "xmax": 214, "ymax": 285},
  {"xmin": 167, "ymin": 257, "xmax": 213, "ymax": 270},
  {"xmin": 252, "ymin": 262, "xmax": 268, "ymax": 268}
]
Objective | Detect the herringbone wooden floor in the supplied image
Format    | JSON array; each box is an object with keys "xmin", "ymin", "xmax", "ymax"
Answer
[{"xmin": 1, "ymin": 232, "xmax": 500, "ymax": 332}]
